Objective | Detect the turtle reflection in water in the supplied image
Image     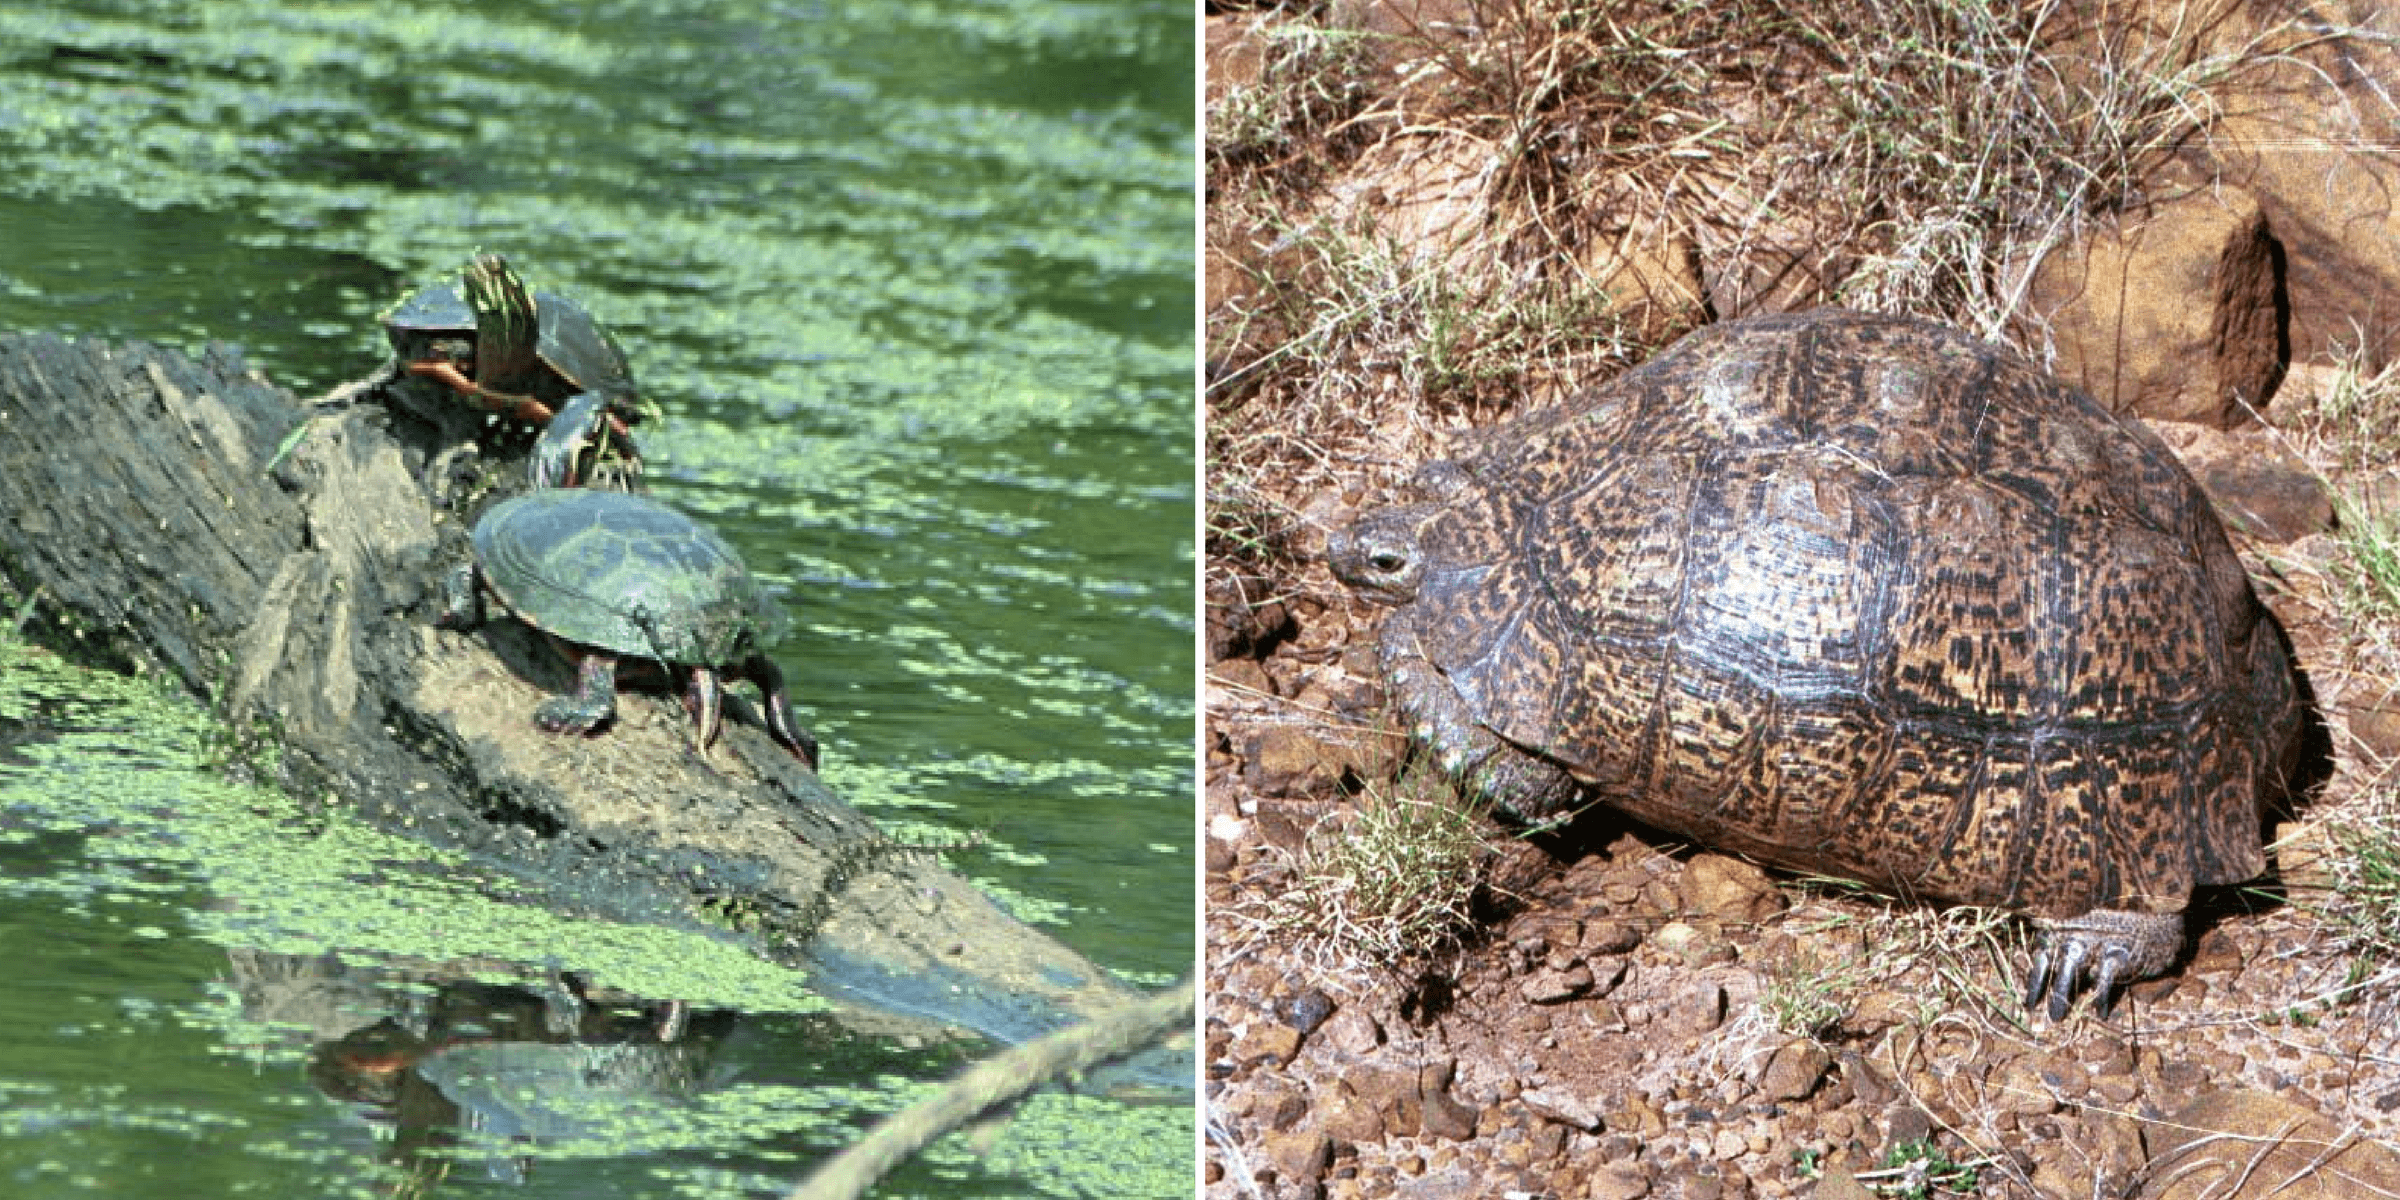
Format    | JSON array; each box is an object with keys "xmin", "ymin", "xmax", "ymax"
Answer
[
  {"xmin": 439, "ymin": 488, "xmax": 820, "ymax": 770},
  {"xmin": 1329, "ymin": 308, "xmax": 2304, "ymax": 1019}
]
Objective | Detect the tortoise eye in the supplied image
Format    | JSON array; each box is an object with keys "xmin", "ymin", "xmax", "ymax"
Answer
[{"xmin": 1368, "ymin": 551, "xmax": 1407, "ymax": 573}]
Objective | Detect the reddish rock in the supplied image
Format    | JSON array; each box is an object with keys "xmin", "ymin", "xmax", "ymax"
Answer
[
  {"xmin": 1315, "ymin": 1081, "xmax": 1385, "ymax": 1144},
  {"xmin": 1418, "ymin": 1059, "xmax": 1480, "ymax": 1141},
  {"xmin": 1235, "ymin": 1021, "xmax": 1303, "ymax": 1067},
  {"xmin": 1243, "ymin": 725, "xmax": 1358, "ymax": 796},
  {"xmin": 2022, "ymin": 187, "xmax": 2283, "ymax": 427},
  {"xmin": 1259, "ymin": 1128, "xmax": 1334, "ymax": 1198},
  {"xmin": 2140, "ymin": 1088, "xmax": 2400, "ymax": 1199},
  {"xmin": 1580, "ymin": 917, "xmax": 1645, "ymax": 956},
  {"xmin": 1586, "ymin": 1161, "xmax": 1654, "ymax": 1200},
  {"xmin": 1346, "ymin": 1064, "xmax": 1421, "ymax": 1138},
  {"xmin": 1677, "ymin": 853, "xmax": 1786, "ymax": 923},
  {"xmin": 2150, "ymin": 421, "xmax": 2332, "ymax": 542},
  {"xmin": 1757, "ymin": 1039, "xmax": 1832, "ymax": 1102},
  {"xmin": 1520, "ymin": 962, "xmax": 1596, "ymax": 1004}
]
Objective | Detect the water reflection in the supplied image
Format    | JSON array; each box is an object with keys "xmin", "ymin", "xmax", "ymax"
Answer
[{"xmin": 256, "ymin": 951, "xmax": 729, "ymax": 1188}]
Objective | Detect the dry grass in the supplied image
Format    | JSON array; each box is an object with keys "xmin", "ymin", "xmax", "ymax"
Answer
[
  {"xmin": 1220, "ymin": 768, "xmax": 1499, "ymax": 985},
  {"xmin": 2271, "ymin": 337, "xmax": 2400, "ymax": 978}
]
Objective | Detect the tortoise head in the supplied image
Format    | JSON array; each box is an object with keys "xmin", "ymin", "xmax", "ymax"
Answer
[
  {"xmin": 1328, "ymin": 460, "xmax": 1486, "ymax": 606},
  {"xmin": 1328, "ymin": 505, "xmax": 1439, "ymax": 606}
]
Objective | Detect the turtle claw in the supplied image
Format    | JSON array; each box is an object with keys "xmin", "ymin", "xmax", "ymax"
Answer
[
  {"xmin": 535, "ymin": 653, "xmax": 618, "ymax": 736},
  {"xmin": 531, "ymin": 391, "xmax": 637, "ymax": 489}
]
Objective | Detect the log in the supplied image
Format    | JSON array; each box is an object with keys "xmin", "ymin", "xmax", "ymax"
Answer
[{"xmin": 0, "ymin": 332, "xmax": 1161, "ymax": 1061}]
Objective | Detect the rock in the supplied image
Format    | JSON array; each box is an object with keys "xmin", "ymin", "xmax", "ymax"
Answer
[
  {"xmin": 1245, "ymin": 725, "xmax": 1362, "ymax": 796},
  {"xmin": 1580, "ymin": 917, "xmax": 1645, "ymax": 955},
  {"xmin": 1281, "ymin": 988, "xmax": 1335, "ymax": 1036},
  {"xmin": 1260, "ymin": 1128, "xmax": 1334, "ymax": 1197},
  {"xmin": 1234, "ymin": 1077, "xmax": 1309, "ymax": 1131},
  {"xmin": 2023, "ymin": 186, "xmax": 2282, "ymax": 427},
  {"xmin": 1347, "ymin": 1064, "xmax": 1421, "ymax": 1138},
  {"xmin": 2345, "ymin": 701, "xmax": 2400, "ymax": 763},
  {"xmin": 1659, "ymin": 977, "xmax": 1727, "ymax": 1039},
  {"xmin": 1650, "ymin": 921, "xmax": 1735, "ymax": 967},
  {"xmin": 1606, "ymin": 1094, "xmax": 1668, "ymax": 1138},
  {"xmin": 2150, "ymin": 421, "xmax": 2332, "ymax": 542},
  {"xmin": 1521, "ymin": 1086, "xmax": 1607, "ymax": 1132},
  {"xmin": 1211, "ymin": 656, "xmax": 1275, "ymax": 699},
  {"xmin": 1418, "ymin": 1060, "xmax": 1480, "ymax": 1141},
  {"xmin": 1315, "ymin": 1004, "xmax": 1384, "ymax": 1056},
  {"xmin": 1235, "ymin": 1021, "xmax": 1303, "ymax": 1067},
  {"xmin": 1986, "ymin": 1057, "xmax": 2058, "ymax": 1117},
  {"xmin": 1315, "ymin": 1080, "xmax": 1385, "ymax": 1144},
  {"xmin": 1849, "ymin": 989, "xmax": 1921, "ymax": 1031},
  {"xmin": 1677, "ymin": 853, "xmax": 1786, "ymax": 923},
  {"xmin": 1207, "ymin": 569, "xmax": 1297, "ymax": 661},
  {"xmin": 1521, "ymin": 962, "xmax": 1596, "ymax": 1004},
  {"xmin": 1814, "ymin": 1157, "xmax": 1876, "ymax": 1200},
  {"xmin": 1585, "ymin": 1162, "xmax": 1652, "ymax": 1200},
  {"xmin": 1882, "ymin": 1103, "xmax": 1932, "ymax": 1148},
  {"xmin": 1756, "ymin": 1039, "xmax": 1831, "ymax": 1102},
  {"xmin": 2139, "ymin": 1088, "xmax": 2400, "ymax": 1199}
]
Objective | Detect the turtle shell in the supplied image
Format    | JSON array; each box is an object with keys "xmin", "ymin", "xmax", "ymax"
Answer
[
  {"xmin": 383, "ymin": 279, "xmax": 475, "ymax": 338},
  {"xmin": 526, "ymin": 288, "xmax": 638, "ymax": 404},
  {"xmin": 382, "ymin": 275, "xmax": 641, "ymax": 411},
  {"xmin": 472, "ymin": 489, "xmax": 782, "ymax": 666},
  {"xmin": 1328, "ymin": 308, "xmax": 2303, "ymax": 921}
]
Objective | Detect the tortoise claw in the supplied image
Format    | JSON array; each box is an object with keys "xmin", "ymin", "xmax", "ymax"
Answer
[{"xmin": 2026, "ymin": 909, "xmax": 2181, "ymax": 1021}]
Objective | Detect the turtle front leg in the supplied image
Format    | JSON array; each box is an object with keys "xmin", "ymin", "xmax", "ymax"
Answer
[
  {"xmin": 401, "ymin": 357, "xmax": 557, "ymax": 423},
  {"xmin": 434, "ymin": 563, "xmax": 485, "ymax": 630},
  {"xmin": 743, "ymin": 653, "xmax": 822, "ymax": 771},
  {"xmin": 2024, "ymin": 908, "xmax": 2183, "ymax": 1020},
  {"xmin": 683, "ymin": 666, "xmax": 725, "ymax": 757},
  {"xmin": 534, "ymin": 651, "xmax": 619, "ymax": 735},
  {"xmin": 531, "ymin": 392, "xmax": 643, "ymax": 489}
]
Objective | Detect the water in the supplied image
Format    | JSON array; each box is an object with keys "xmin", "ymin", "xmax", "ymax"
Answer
[{"xmin": 0, "ymin": 1, "xmax": 1192, "ymax": 1195}]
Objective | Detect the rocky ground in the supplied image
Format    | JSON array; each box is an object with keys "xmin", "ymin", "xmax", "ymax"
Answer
[{"xmin": 1203, "ymin": 2, "xmax": 2400, "ymax": 1196}]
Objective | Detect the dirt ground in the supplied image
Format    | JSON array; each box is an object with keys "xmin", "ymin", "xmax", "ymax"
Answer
[{"xmin": 1201, "ymin": 3, "xmax": 2400, "ymax": 1197}]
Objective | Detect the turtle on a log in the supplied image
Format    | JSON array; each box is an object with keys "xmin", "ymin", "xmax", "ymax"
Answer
[{"xmin": 0, "ymin": 330, "xmax": 1175, "ymax": 1071}]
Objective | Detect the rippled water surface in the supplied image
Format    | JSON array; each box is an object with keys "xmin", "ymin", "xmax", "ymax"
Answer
[{"xmin": 0, "ymin": 1, "xmax": 1192, "ymax": 1195}]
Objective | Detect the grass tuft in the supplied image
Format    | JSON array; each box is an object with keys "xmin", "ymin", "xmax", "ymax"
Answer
[{"xmin": 1227, "ymin": 770, "xmax": 1497, "ymax": 980}]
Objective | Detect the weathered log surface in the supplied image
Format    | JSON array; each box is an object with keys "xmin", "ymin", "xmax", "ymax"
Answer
[{"xmin": 0, "ymin": 332, "xmax": 1150, "ymax": 1053}]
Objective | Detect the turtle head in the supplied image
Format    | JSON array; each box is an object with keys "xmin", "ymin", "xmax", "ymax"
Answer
[{"xmin": 1328, "ymin": 504, "xmax": 1441, "ymax": 606}]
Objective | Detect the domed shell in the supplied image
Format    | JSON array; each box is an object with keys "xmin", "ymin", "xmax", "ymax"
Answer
[
  {"xmin": 472, "ymin": 489, "xmax": 782, "ymax": 666},
  {"xmin": 1329, "ymin": 308, "xmax": 2302, "ymax": 921}
]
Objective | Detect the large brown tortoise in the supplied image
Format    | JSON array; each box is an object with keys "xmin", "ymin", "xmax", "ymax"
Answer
[{"xmin": 1328, "ymin": 308, "xmax": 2304, "ymax": 1019}]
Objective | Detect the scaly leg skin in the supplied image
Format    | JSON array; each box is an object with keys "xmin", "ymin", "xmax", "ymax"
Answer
[
  {"xmin": 434, "ymin": 564, "xmax": 485, "ymax": 630},
  {"xmin": 683, "ymin": 666, "xmax": 725, "ymax": 759},
  {"xmin": 745, "ymin": 653, "xmax": 822, "ymax": 771},
  {"xmin": 531, "ymin": 392, "xmax": 643, "ymax": 489},
  {"xmin": 2024, "ymin": 908, "xmax": 2184, "ymax": 1021},
  {"xmin": 402, "ymin": 358, "xmax": 556, "ymax": 423},
  {"xmin": 534, "ymin": 652, "xmax": 618, "ymax": 735}
]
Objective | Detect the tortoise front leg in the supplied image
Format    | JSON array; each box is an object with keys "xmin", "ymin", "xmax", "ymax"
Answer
[
  {"xmin": 2024, "ymin": 908, "xmax": 2183, "ymax": 1020},
  {"xmin": 534, "ymin": 651, "xmax": 618, "ymax": 735}
]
